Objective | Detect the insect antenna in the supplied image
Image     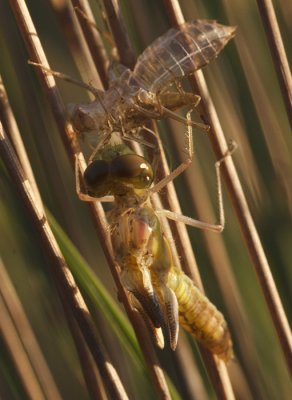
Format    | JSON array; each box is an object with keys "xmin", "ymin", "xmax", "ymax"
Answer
[{"xmin": 28, "ymin": 61, "xmax": 109, "ymax": 116}]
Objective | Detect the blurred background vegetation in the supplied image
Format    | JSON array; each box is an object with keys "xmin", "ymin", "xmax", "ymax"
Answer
[{"xmin": 0, "ymin": 0, "xmax": 291, "ymax": 399}]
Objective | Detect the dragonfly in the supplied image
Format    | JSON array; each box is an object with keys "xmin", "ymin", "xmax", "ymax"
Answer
[
  {"xmin": 76, "ymin": 111, "xmax": 234, "ymax": 361},
  {"xmin": 30, "ymin": 19, "xmax": 236, "ymax": 151}
]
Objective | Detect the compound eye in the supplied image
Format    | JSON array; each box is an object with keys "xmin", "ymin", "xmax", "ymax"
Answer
[
  {"xmin": 83, "ymin": 160, "xmax": 109, "ymax": 189},
  {"xmin": 111, "ymin": 154, "xmax": 153, "ymax": 189}
]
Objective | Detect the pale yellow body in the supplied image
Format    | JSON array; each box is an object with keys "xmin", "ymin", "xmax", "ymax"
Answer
[{"xmin": 168, "ymin": 267, "xmax": 233, "ymax": 361}]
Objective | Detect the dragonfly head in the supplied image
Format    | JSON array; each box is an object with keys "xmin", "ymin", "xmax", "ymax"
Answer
[
  {"xmin": 83, "ymin": 153, "xmax": 154, "ymax": 197},
  {"xmin": 68, "ymin": 101, "xmax": 107, "ymax": 132}
]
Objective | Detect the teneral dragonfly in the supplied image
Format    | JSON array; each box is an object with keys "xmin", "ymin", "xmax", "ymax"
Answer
[{"xmin": 76, "ymin": 113, "xmax": 234, "ymax": 361}]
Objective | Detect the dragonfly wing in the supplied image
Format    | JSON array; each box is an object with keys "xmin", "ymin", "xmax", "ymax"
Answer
[
  {"xmin": 108, "ymin": 62, "xmax": 132, "ymax": 85},
  {"xmin": 120, "ymin": 262, "xmax": 165, "ymax": 329},
  {"xmin": 129, "ymin": 293, "xmax": 165, "ymax": 348}
]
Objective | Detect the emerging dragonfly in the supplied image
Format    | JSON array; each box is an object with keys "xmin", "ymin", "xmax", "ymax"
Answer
[
  {"xmin": 31, "ymin": 20, "xmax": 235, "ymax": 149},
  {"xmin": 76, "ymin": 112, "xmax": 234, "ymax": 361}
]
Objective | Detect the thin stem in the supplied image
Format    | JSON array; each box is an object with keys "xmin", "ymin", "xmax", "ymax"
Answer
[
  {"xmin": 0, "ymin": 72, "xmax": 102, "ymax": 399},
  {"xmin": 164, "ymin": 0, "xmax": 292, "ymax": 376},
  {"xmin": 9, "ymin": 0, "xmax": 79, "ymax": 162},
  {"xmin": 103, "ymin": 0, "xmax": 234, "ymax": 398},
  {"xmin": 256, "ymin": 0, "xmax": 292, "ymax": 129},
  {"xmin": 71, "ymin": 0, "xmax": 110, "ymax": 87},
  {"xmin": 0, "ymin": 18, "xmax": 107, "ymax": 398},
  {"xmin": 0, "ymin": 258, "xmax": 62, "ymax": 400},
  {"xmin": 50, "ymin": 0, "xmax": 103, "ymax": 91},
  {"xmin": 0, "ymin": 121, "xmax": 128, "ymax": 400},
  {"xmin": 103, "ymin": 0, "xmax": 136, "ymax": 69},
  {"xmin": 9, "ymin": 0, "xmax": 171, "ymax": 398},
  {"xmin": 0, "ymin": 76, "xmax": 43, "ymax": 209},
  {"xmin": 60, "ymin": 294, "xmax": 106, "ymax": 400}
]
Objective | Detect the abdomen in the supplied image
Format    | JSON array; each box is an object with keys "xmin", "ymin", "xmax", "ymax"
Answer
[{"xmin": 167, "ymin": 267, "xmax": 233, "ymax": 361}]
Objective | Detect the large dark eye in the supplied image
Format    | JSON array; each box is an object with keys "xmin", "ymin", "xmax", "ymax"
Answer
[
  {"xmin": 83, "ymin": 160, "xmax": 109, "ymax": 189},
  {"xmin": 110, "ymin": 154, "xmax": 153, "ymax": 189}
]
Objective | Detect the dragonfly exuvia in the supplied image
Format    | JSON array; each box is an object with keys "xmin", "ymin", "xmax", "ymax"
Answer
[{"xmin": 31, "ymin": 19, "xmax": 236, "ymax": 151}]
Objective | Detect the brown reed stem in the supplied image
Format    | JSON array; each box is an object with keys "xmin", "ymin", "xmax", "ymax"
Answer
[
  {"xmin": 164, "ymin": 0, "xmax": 292, "ymax": 376},
  {"xmin": 0, "ymin": 71, "xmax": 104, "ymax": 398},
  {"xmin": 0, "ymin": 121, "xmax": 128, "ymax": 399},
  {"xmin": 103, "ymin": 0, "xmax": 203, "ymax": 287},
  {"xmin": 66, "ymin": 2, "xmax": 172, "ymax": 397},
  {"xmin": 8, "ymin": 0, "xmax": 171, "ymax": 397},
  {"xmin": 0, "ymin": 76, "xmax": 43, "ymax": 208},
  {"xmin": 256, "ymin": 0, "xmax": 292, "ymax": 129},
  {"xmin": 103, "ymin": 0, "xmax": 136, "ymax": 68},
  {"xmin": 50, "ymin": 0, "xmax": 102, "ymax": 91},
  {"xmin": 0, "ymin": 258, "xmax": 62, "ymax": 400},
  {"xmin": 71, "ymin": 0, "xmax": 110, "ymax": 87},
  {"xmin": 60, "ymin": 295, "xmax": 106, "ymax": 400},
  {"xmin": 103, "ymin": 0, "xmax": 234, "ymax": 398}
]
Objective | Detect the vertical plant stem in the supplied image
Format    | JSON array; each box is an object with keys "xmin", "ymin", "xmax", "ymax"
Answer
[
  {"xmin": 0, "ymin": 259, "xmax": 61, "ymax": 400},
  {"xmin": 103, "ymin": 0, "xmax": 235, "ymax": 398},
  {"xmin": 256, "ymin": 0, "xmax": 292, "ymax": 128},
  {"xmin": 0, "ymin": 76, "xmax": 43, "ymax": 209},
  {"xmin": 0, "ymin": 71, "xmax": 105, "ymax": 399},
  {"xmin": 103, "ymin": 0, "xmax": 136, "ymax": 68},
  {"xmin": 71, "ymin": 0, "xmax": 110, "ymax": 87},
  {"xmin": 9, "ymin": 0, "xmax": 172, "ymax": 397},
  {"xmin": 0, "ymin": 121, "xmax": 129, "ymax": 399},
  {"xmin": 164, "ymin": 0, "xmax": 292, "ymax": 376}
]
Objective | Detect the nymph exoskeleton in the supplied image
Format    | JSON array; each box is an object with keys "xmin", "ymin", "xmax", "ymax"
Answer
[{"xmin": 30, "ymin": 20, "xmax": 236, "ymax": 152}]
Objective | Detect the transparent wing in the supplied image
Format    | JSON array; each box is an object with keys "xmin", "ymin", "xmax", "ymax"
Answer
[{"xmin": 133, "ymin": 20, "xmax": 236, "ymax": 92}]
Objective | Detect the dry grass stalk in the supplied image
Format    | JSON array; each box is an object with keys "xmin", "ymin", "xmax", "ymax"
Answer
[
  {"xmin": 256, "ymin": 0, "xmax": 292, "ymax": 128},
  {"xmin": 9, "ymin": 0, "xmax": 172, "ymax": 398},
  {"xmin": 0, "ymin": 72, "xmax": 105, "ymax": 399},
  {"xmin": 163, "ymin": 0, "xmax": 292, "ymax": 376},
  {"xmin": 103, "ymin": 0, "xmax": 235, "ymax": 398},
  {"xmin": 0, "ymin": 258, "xmax": 62, "ymax": 400},
  {"xmin": 0, "ymin": 120, "xmax": 128, "ymax": 399}
]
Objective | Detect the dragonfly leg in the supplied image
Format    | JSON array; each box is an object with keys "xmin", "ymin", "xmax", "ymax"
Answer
[
  {"xmin": 28, "ymin": 61, "xmax": 103, "ymax": 97},
  {"xmin": 159, "ymin": 86, "xmax": 201, "ymax": 109},
  {"xmin": 149, "ymin": 109, "xmax": 194, "ymax": 194},
  {"xmin": 133, "ymin": 93, "xmax": 209, "ymax": 131},
  {"xmin": 155, "ymin": 140, "xmax": 237, "ymax": 233},
  {"xmin": 75, "ymin": 152, "xmax": 114, "ymax": 203},
  {"xmin": 88, "ymin": 130, "xmax": 113, "ymax": 163},
  {"xmin": 119, "ymin": 123, "xmax": 158, "ymax": 149},
  {"xmin": 155, "ymin": 87, "xmax": 208, "ymax": 131},
  {"xmin": 160, "ymin": 104, "xmax": 209, "ymax": 131}
]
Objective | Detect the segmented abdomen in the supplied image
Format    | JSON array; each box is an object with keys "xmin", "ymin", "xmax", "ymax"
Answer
[
  {"xmin": 167, "ymin": 266, "xmax": 233, "ymax": 361},
  {"xmin": 133, "ymin": 20, "xmax": 236, "ymax": 93}
]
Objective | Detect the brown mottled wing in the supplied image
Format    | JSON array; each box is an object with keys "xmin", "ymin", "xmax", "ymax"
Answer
[{"xmin": 133, "ymin": 20, "xmax": 236, "ymax": 92}]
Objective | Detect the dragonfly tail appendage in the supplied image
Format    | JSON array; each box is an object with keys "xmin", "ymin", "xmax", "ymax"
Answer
[
  {"xmin": 167, "ymin": 267, "xmax": 233, "ymax": 362},
  {"xmin": 160, "ymin": 286, "xmax": 179, "ymax": 350}
]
